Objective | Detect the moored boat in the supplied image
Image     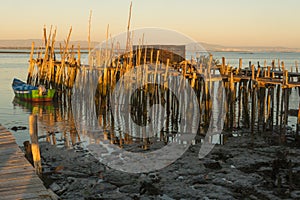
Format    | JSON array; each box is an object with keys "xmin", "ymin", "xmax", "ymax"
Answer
[{"xmin": 12, "ymin": 78, "xmax": 55, "ymax": 102}]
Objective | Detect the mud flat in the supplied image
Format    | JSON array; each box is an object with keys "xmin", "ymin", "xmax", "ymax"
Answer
[{"xmin": 33, "ymin": 130, "xmax": 300, "ymax": 200}]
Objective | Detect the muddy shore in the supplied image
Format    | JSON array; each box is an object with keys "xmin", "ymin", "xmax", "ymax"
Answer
[{"xmin": 28, "ymin": 132, "xmax": 300, "ymax": 200}]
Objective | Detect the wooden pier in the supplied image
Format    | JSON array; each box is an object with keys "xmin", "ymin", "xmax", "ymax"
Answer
[
  {"xmin": 84, "ymin": 51, "xmax": 300, "ymax": 142},
  {"xmin": 24, "ymin": 24, "xmax": 300, "ymax": 147},
  {"xmin": 0, "ymin": 125, "xmax": 53, "ymax": 200}
]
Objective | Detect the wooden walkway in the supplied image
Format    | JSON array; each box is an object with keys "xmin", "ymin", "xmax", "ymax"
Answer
[{"xmin": 0, "ymin": 125, "xmax": 53, "ymax": 200}]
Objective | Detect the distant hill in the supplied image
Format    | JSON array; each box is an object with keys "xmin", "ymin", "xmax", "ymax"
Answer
[
  {"xmin": 0, "ymin": 39, "xmax": 97, "ymax": 49},
  {"xmin": 0, "ymin": 39, "xmax": 299, "ymax": 52},
  {"xmin": 193, "ymin": 42, "xmax": 300, "ymax": 53}
]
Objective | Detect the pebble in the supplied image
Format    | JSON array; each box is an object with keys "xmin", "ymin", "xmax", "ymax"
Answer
[
  {"xmin": 290, "ymin": 190, "xmax": 300, "ymax": 199},
  {"xmin": 49, "ymin": 182, "xmax": 61, "ymax": 193}
]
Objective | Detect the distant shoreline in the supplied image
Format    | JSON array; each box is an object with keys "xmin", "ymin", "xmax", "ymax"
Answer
[
  {"xmin": 1, "ymin": 48, "xmax": 299, "ymax": 54},
  {"xmin": 1, "ymin": 40, "xmax": 300, "ymax": 53},
  {"xmin": 0, "ymin": 48, "xmax": 89, "ymax": 54}
]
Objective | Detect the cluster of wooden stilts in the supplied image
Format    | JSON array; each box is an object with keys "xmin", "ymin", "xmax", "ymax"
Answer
[
  {"xmin": 24, "ymin": 25, "xmax": 300, "ymax": 147},
  {"xmin": 80, "ymin": 51, "xmax": 300, "ymax": 148},
  {"xmin": 26, "ymin": 26, "xmax": 81, "ymax": 99}
]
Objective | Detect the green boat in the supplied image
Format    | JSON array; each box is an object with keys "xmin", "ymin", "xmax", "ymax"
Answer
[{"xmin": 12, "ymin": 78, "xmax": 56, "ymax": 102}]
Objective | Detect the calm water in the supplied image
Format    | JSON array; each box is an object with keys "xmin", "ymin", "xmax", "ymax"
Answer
[
  {"xmin": 213, "ymin": 51, "xmax": 300, "ymax": 70},
  {"xmin": 0, "ymin": 52, "xmax": 30, "ymax": 144},
  {"xmin": 0, "ymin": 50, "xmax": 299, "ymax": 146}
]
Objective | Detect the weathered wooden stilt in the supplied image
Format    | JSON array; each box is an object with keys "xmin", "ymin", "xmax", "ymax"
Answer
[
  {"xmin": 251, "ymin": 83, "xmax": 256, "ymax": 135},
  {"xmin": 29, "ymin": 114, "xmax": 42, "ymax": 175}
]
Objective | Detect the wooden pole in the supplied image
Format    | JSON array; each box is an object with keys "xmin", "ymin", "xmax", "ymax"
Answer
[
  {"xmin": 243, "ymin": 81, "xmax": 250, "ymax": 128},
  {"xmin": 88, "ymin": 10, "xmax": 92, "ymax": 58},
  {"xmin": 150, "ymin": 48, "xmax": 153, "ymax": 64},
  {"xmin": 125, "ymin": 1, "xmax": 133, "ymax": 52},
  {"xmin": 270, "ymin": 86, "xmax": 275, "ymax": 133},
  {"xmin": 78, "ymin": 44, "xmax": 81, "ymax": 65},
  {"xmin": 153, "ymin": 50, "xmax": 160, "ymax": 85},
  {"xmin": 27, "ymin": 42, "xmax": 35, "ymax": 84},
  {"xmin": 238, "ymin": 58, "xmax": 242, "ymax": 74},
  {"xmin": 229, "ymin": 71, "xmax": 234, "ymax": 129},
  {"xmin": 297, "ymin": 102, "xmax": 300, "ymax": 135},
  {"xmin": 262, "ymin": 87, "xmax": 266, "ymax": 131},
  {"xmin": 29, "ymin": 114, "xmax": 42, "ymax": 175},
  {"xmin": 267, "ymin": 66, "xmax": 271, "ymax": 78},
  {"xmin": 284, "ymin": 70, "xmax": 289, "ymax": 86},
  {"xmin": 271, "ymin": 60, "xmax": 275, "ymax": 70},
  {"xmin": 237, "ymin": 82, "xmax": 242, "ymax": 128},
  {"xmin": 164, "ymin": 59, "xmax": 169, "ymax": 88},
  {"xmin": 251, "ymin": 64, "xmax": 255, "ymax": 80},
  {"xmin": 276, "ymin": 85, "xmax": 281, "ymax": 127},
  {"xmin": 251, "ymin": 83, "xmax": 256, "ymax": 135},
  {"xmin": 221, "ymin": 57, "xmax": 225, "ymax": 74}
]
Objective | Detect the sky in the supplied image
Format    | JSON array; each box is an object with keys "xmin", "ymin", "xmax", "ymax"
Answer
[{"xmin": 1, "ymin": 0, "xmax": 300, "ymax": 48}]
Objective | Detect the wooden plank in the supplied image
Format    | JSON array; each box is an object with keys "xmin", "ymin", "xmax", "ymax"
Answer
[
  {"xmin": 0, "ymin": 170, "xmax": 36, "ymax": 181},
  {"xmin": 0, "ymin": 148, "xmax": 20, "ymax": 154},
  {"xmin": 0, "ymin": 125, "xmax": 52, "ymax": 199},
  {"xmin": 0, "ymin": 177, "xmax": 44, "ymax": 188},
  {"xmin": 0, "ymin": 140, "xmax": 19, "ymax": 146},
  {"xmin": 0, "ymin": 131, "xmax": 14, "ymax": 136},
  {"xmin": 0, "ymin": 137, "xmax": 16, "ymax": 141},
  {"xmin": 0, "ymin": 188, "xmax": 43, "ymax": 198},
  {"xmin": 0, "ymin": 192, "xmax": 41, "ymax": 200},
  {"xmin": 0, "ymin": 158, "xmax": 30, "ymax": 165},
  {"xmin": 0, "ymin": 153, "xmax": 25, "ymax": 160},
  {"xmin": 0, "ymin": 183, "xmax": 45, "ymax": 193},
  {"xmin": 0, "ymin": 128, "xmax": 9, "ymax": 133},
  {"xmin": 0, "ymin": 181, "xmax": 44, "ymax": 191},
  {"xmin": 0, "ymin": 136, "xmax": 15, "ymax": 141},
  {"xmin": 0, "ymin": 160, "xmax": 31, "ymax": 167},
  {"xmin": 0, "ymin": 164, "xmax": 35, "ymax": 174},
  {"xmin": 0, "ymin": 162, "xmax": 32, "ymax": 170},
  {"xmin": 0, "ymin": 188, "xmax": 51, "ymax": 200},
  {"xmin": 0, "ymin": 141, "xmax": 16, "ymax": 146},
  {"xmin": 0, "ymin": 174, "xmax": 37, "ymax": 183},
  {"xmin": 0, "ymin": 135, "xmax": 16, "ymax": 141}
]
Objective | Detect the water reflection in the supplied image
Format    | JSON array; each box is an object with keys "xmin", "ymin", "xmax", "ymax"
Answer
[
  {"xmin": 11, "ymin": 75, "xmax": 299, "ymax": 151},
  {"xmin": 12, "ymin": 73, "xmax": 224, "ymax": 152},
  {"xmin": 12, "ymin": 97, "xmax": 81, "ymax": 148}
]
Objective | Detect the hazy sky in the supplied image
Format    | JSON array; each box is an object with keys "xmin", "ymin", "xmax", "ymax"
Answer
[{"xmin": 1, "ymin": 0, "xmax": 300, "ymax": 47}]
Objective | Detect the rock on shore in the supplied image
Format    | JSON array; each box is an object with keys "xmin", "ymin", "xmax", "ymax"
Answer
[{"xmin": 38, "ymin": 134, "xmax": 300, "ymax": 199}]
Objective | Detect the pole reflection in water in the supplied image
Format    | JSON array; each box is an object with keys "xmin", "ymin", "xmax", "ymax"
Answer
[
  {"xmin": 71, "ymin": 65, "xmax": 226, "ymax": 155},
  {"xmin": 13, "ymin": 97, "xmax": 81, "ymax": 148}
]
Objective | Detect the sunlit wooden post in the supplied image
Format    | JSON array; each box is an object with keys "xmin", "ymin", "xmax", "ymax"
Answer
[
  {"xmin": 29, "ymin": 114, "xmax": 42, "ymax": 175},
  {"xmin": 297, "ymin": 102, "xmax": 300, "ymax": 135},
  {"xmin": 27, "ymin": 42, "xmax": 35, "ymax": 85},
  {"xmin": 221, "ymin": 57, "xmax": 225, "ymax": 75},
  {"xmin": 251, "ymin": 82, "xmax": 256, "ymax": 135},
  {"xmin": 238, "ymin": 58, "xmax": 242, "ymax": 74}
]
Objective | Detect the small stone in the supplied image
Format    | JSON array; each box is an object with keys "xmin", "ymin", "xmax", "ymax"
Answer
[
  {"xmin": 191, "ymin": 175, "xmax": 208, "ymax": 185},
  {"xmin": 291, "ymin": 190, "xmax": 300, "ymax": 199},
  {"xmin": 140, "ymin": 181, "xmax": 161, "ymax": 195},
  {"xmin": 119, "ymin": 184, "xmax": 140, "ymax": 194},
  {"xmin": 203, "ymin": 161, "xmax": 222, "ymax": 170},
  {"xmin": 148, "ymin": 172, "xmax": 160, "ymax": 183},
  {"xmin": 11, "ymin": 126, "xmax": 27, "ymax": 131},
  {"xmin": 159, "ymin": 194, "xmax": 175, "ymax": 200},
  {"xmin": 249, "ymin": 194, "xmax": 259, "ymax": 200},
  {"xmin": 176, "ymin": 176, "xmax": 184, "ymax": 181},
  {"xmin": 67, "ymin": 177, "xmax": 76, "ymax": 183},
  {"xmin": 49, "ymin": 182, "xmax": 61, "ymax": 193},
  {"xmin": 93, "ymin": 182, "xmax": 117, "ymax": 193}
]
